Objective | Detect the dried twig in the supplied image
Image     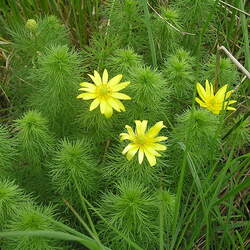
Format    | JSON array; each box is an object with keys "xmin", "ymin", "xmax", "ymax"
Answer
[{"xmin": 218, "ymin": 46, "xmax": 250, "ymax": 79}]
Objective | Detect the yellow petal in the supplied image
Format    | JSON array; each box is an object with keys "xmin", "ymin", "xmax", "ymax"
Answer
[
  {"xmin": 145, "ymin": 146, "xmax": 161, "ymax": 156},
  {"xmin": 79, "ymin": 87, "xmax": 95, "ymax": 93},
  {"xmin": 108, "ymin": 74, "xmax": 123, "ymax": 86},
  {"xmin": 138, "ymin": 147, "xmax": 144, "ymax": 164},
  {"xmin": 89, "ymin": 98, "xmax": 100, "ymax": 111},
  {"xmin": 111, "ymin": 92, "xmax": 131, "ymax": 100},
  {"xmin": 100, "ymin": 101, "xmax": 113, "ymax": 118},
  {"xmin": 153, "ymin": 136, "xmax": 168, "ymax": 142},
  {"xmin": 196, "ymin": 83, "xmax": 206, "ymax": 101},
  {"xmin": 152, "ymin": 143, "xmax": 167, "ymax": 151},
  {"xmin": 88, "ymin": 71, "xmax": 102, "ymax": 86},
  {"xmin": 210, "ymin": 83, "xmax": 214, "ymax": 96},
  {"xmin": 195, "ymin": 97, "xmax": 207, "ymax": 107},
  {"xmin": 122, "ymin": 144, "xmax": 134, "ymax": 154},
  {"xmin": 225, "ymin": 100, "xmax": 237, "ymax": 106},
  {"xmin": 135, "ymin": 120, "xmax": 147, "ymax": 136},
  {"xmin": 125, "ymin": 145, "xmax": 139, "ymax": 160},
  {"xmin": 80, "ymin": 82, "xmax": 96, "ymax": 89},
  {"xmin": 146, "ymin": 121, "xmax": 165, "ymax": 138},
  {"xmin": 215, "ymin": 84, "xmax": 228, "ymax": 101},
  {"xmin": 144, "ymin": 149, "xmax": 157, "ymax": 166},
  {"xmin": 77, "ymin": 93, "xmax": 96, "ymax": 100},
  {"xmin": 111, "ymin": 81, "xmax": 130, "ymax": 92},
  {"xmin": 107, "ymin": 97, "xmax": 125, "ymax": 112},
  {"xmin": 102, "ymin": 69, "xmax": 108, "ymax": 83},
  {"xmin": 100, "ymin": 100, "xmax": 109, "ymax": 114},
  {"xmin": 211, "ymin": 109, "xmax": 221, "ymax": 115},
  {"xmin": 120, "ymin": 133, "xmax": 131, "ymax": 141},
  {"xmin": 125, "ymin": 125, "xmax": 135, "ymax": 138},
  {"xmin": 225, "ymin": 90, "xmax": 234, "ymax": 99},
  {"xmin": 205, "ymin": 80, "xmax": 211, "ymax": 97},
  {"xmin": 226, "ymin": 106, "xmax": 236, "ymax": 111}
]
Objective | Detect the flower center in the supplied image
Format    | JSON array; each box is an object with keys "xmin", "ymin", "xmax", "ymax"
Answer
[
  {"xmin": 135, "ymin": 136, "xmax": 147, "ymax": 145},
  {"xmin": 97, "ymin": 84, "xmax": 111, "ymax": 97},
  {"xmin": 207, "ymin": 97, "xmax": 217, "ymax": 107}
]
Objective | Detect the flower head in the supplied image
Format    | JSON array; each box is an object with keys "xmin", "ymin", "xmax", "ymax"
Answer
[
  {"xmin": 77, "ymin": 69, "xmax": 131, "ymax": 118},
  {"xmin": 120, "ymin": 120, "xmax": 167, "ymax": 166},
  {"xmin": 195, "ymin": 80, "xmax": 237, "ymax": 115}
]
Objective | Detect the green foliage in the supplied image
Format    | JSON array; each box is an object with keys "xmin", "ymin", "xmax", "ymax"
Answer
[
  {"xmin": 0, "ymin": 125, "xmax": 17, "ymax": 172},
  {"xmin": 0, "ymin": 179, "xmax": 30, "ymax": 229},
  {"xmin": 153, "ymin": 7, "xmax": 182, "ymax": 62},
  {"xmin": 15, "ymin": 110, "xmax": 54, "ymax": 167},
  {"xmin": 105, "ymin": 0, "xmax": 148, "ymax": 57},
  {"xmin": 98, "ymin": 179, "xmax": 158, "ymax": 249},
  {"xmin": 10, "ymin": 16, "xmax": 68, "ymax": 60},
  {"xmin": 226, "ymin": 115, "xmax": 250, "ymax": 153},
  {"xmin": 156, "ymin": 189, "xmax": 176, "ymax": 229},
  {"xmin": 7, "ymin": 16, "xmax": 69, "ymax": 113},
  {"xmin": 49, "ymin": 139, "xmax": 99, "ymax": 202},
  {"xmin": 2, "ymin": 203, "xmax": 59, "ymax": 250},
  {"xmin": 82, "ymin": 33, "xmax": 121, "ymax": 72},
  {"xmin": 107, "ymin": 48, "xmax": 143, "ymax": 76},
  {"xmin": 76, "ymin": 107, "xmax": 118, "ymax": 142},
  {"xmin": 169, "ymin": 109, "xmax": 221, "ymax": 186},
  {"xmin": 173, "ymin": 0, "xmax": 219, "ymax": 52},
  {"xmin": 103, "ymin": 144, "xmax": 162, "ymax": 186},
  {"xmin": 203, "ymin": 55, "xmax": 239, "ymax": 86},
  {"xmin": 163, "ymin": 48, "xmax": 196, "ymax": 113},
  {"xmin": 0, "ymin": 2, "xmax": 249, "ymax": 249},
  {"xmin": 29, "ymin": 45, "xmax": 81, "ymax": 137},
  {"xmin": 124, "ymin": 66, "xmax": 171, "ymax": 123}
]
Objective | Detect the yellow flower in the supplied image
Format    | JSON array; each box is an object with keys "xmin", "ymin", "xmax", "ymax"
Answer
[
  {"xmin": 195, "ymin": 80, "xmax": 237, "ymax": 115},
  {"xmin": 120, "ymin": 120, "xmax": 167, "ymax": 166},
  {"xmin": 77, "ymin": 69, "xmax": 131, "ymax": 118}
]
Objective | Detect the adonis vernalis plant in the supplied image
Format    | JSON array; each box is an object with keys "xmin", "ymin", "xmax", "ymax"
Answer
[
  {"xmin": 195, "ymin": 80, "xmax": 237, "ymax": 114},
  {"xmin": 0, "ymin": 2, "xmax": 248, "ymax": 249},
  {"xmin": 77, "ymin": 69, "xmax": 131, "ymax": 118},
  {"xmin": 120, "ymin": 120, "xmax": 167, "ymax": 166}
]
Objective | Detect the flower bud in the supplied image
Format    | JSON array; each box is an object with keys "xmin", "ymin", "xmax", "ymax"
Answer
[{"xmin": 25, "ymin": 19, "xmax": 37, "ymax": 30}]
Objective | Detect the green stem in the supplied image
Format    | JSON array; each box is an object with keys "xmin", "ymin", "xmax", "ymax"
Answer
[
  {"xmin": 222, "ymin": 111, "xmax": 250, "ymax": 140},
  {"xmin": 142, "ymin": 0, "xmax": 157, "ymax": 68},
  {"xmin": 239, "ymin": 0, "xmax": 250, "ymax": 71}
]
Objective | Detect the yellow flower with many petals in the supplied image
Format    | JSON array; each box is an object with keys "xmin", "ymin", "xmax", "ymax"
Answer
[
  {"xmin": 77, "ymin": 69, "xmax": 131, "ymax": 118},
  {"xmin": 120, "ymin": 120, "xmax": 167, "ymax": 166},
  {"xmin": 195, "ymin": 80, "xmax": 237, "ymax": 115}
]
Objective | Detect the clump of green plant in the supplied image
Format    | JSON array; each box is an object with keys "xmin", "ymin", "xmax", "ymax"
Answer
[
  {"xmin": 105, "ymin": 0, "xmax": 148, "ymax": 57},
  {"xmin": 203, "ymin": 55, "xmax": 240, "ymax": 86},
  {"xmin": 124, "ymin": 66, "xmax": 171, "ymax": 123},
  {"xmin": 0, "ymin": 179, "xmax": 30, "ymax": 230},
  {"xmin": 82, "ymin": 33, "xmax": 121, "ymax": 72},
  {"xmin": 98, "ymin": 179, "xmax": 158, "ymax": 249},
  {"xmin": 15, "ymin": 110, "xmax": 54, "ymax": 167},
  {"xmin": 7, "ymin": 16, "xmax": 69, "ymax": 113},
  {"xmin": 2, "ymin": 203, "xmax": 59, "ymax": 250},
  {"xmin": 153, "ymin": 7, "xmax": 183, "ymax": 62},
  {"xmin": 0, "ymin": 125, "xmax": 17, "ymax": 172},
  {"xmin": 29, "ymin": 45, "xmax": 82, "ymax": 137},
  {"xmin": 107, "ymin": 48, "xmax": 143, "ymax": 76},
  {"xmin": 168, "ymin": 108, "xmax": 221, "ymax": 187},
  {"xmin": 49, "ymin": 139, "xmax": 99, "ymax": 204}
]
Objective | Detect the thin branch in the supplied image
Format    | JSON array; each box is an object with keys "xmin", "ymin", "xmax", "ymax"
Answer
[
  {"xmin": 147, "ymin": 2, "xmax": 196, "ymax": 36},
  {"xmin": 219, "ymin": 0, "xmax": 250, "ymax": 17},
  {"xmin": 218, "ymin": 46, "xmax": 250, "ymax": 79}
]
